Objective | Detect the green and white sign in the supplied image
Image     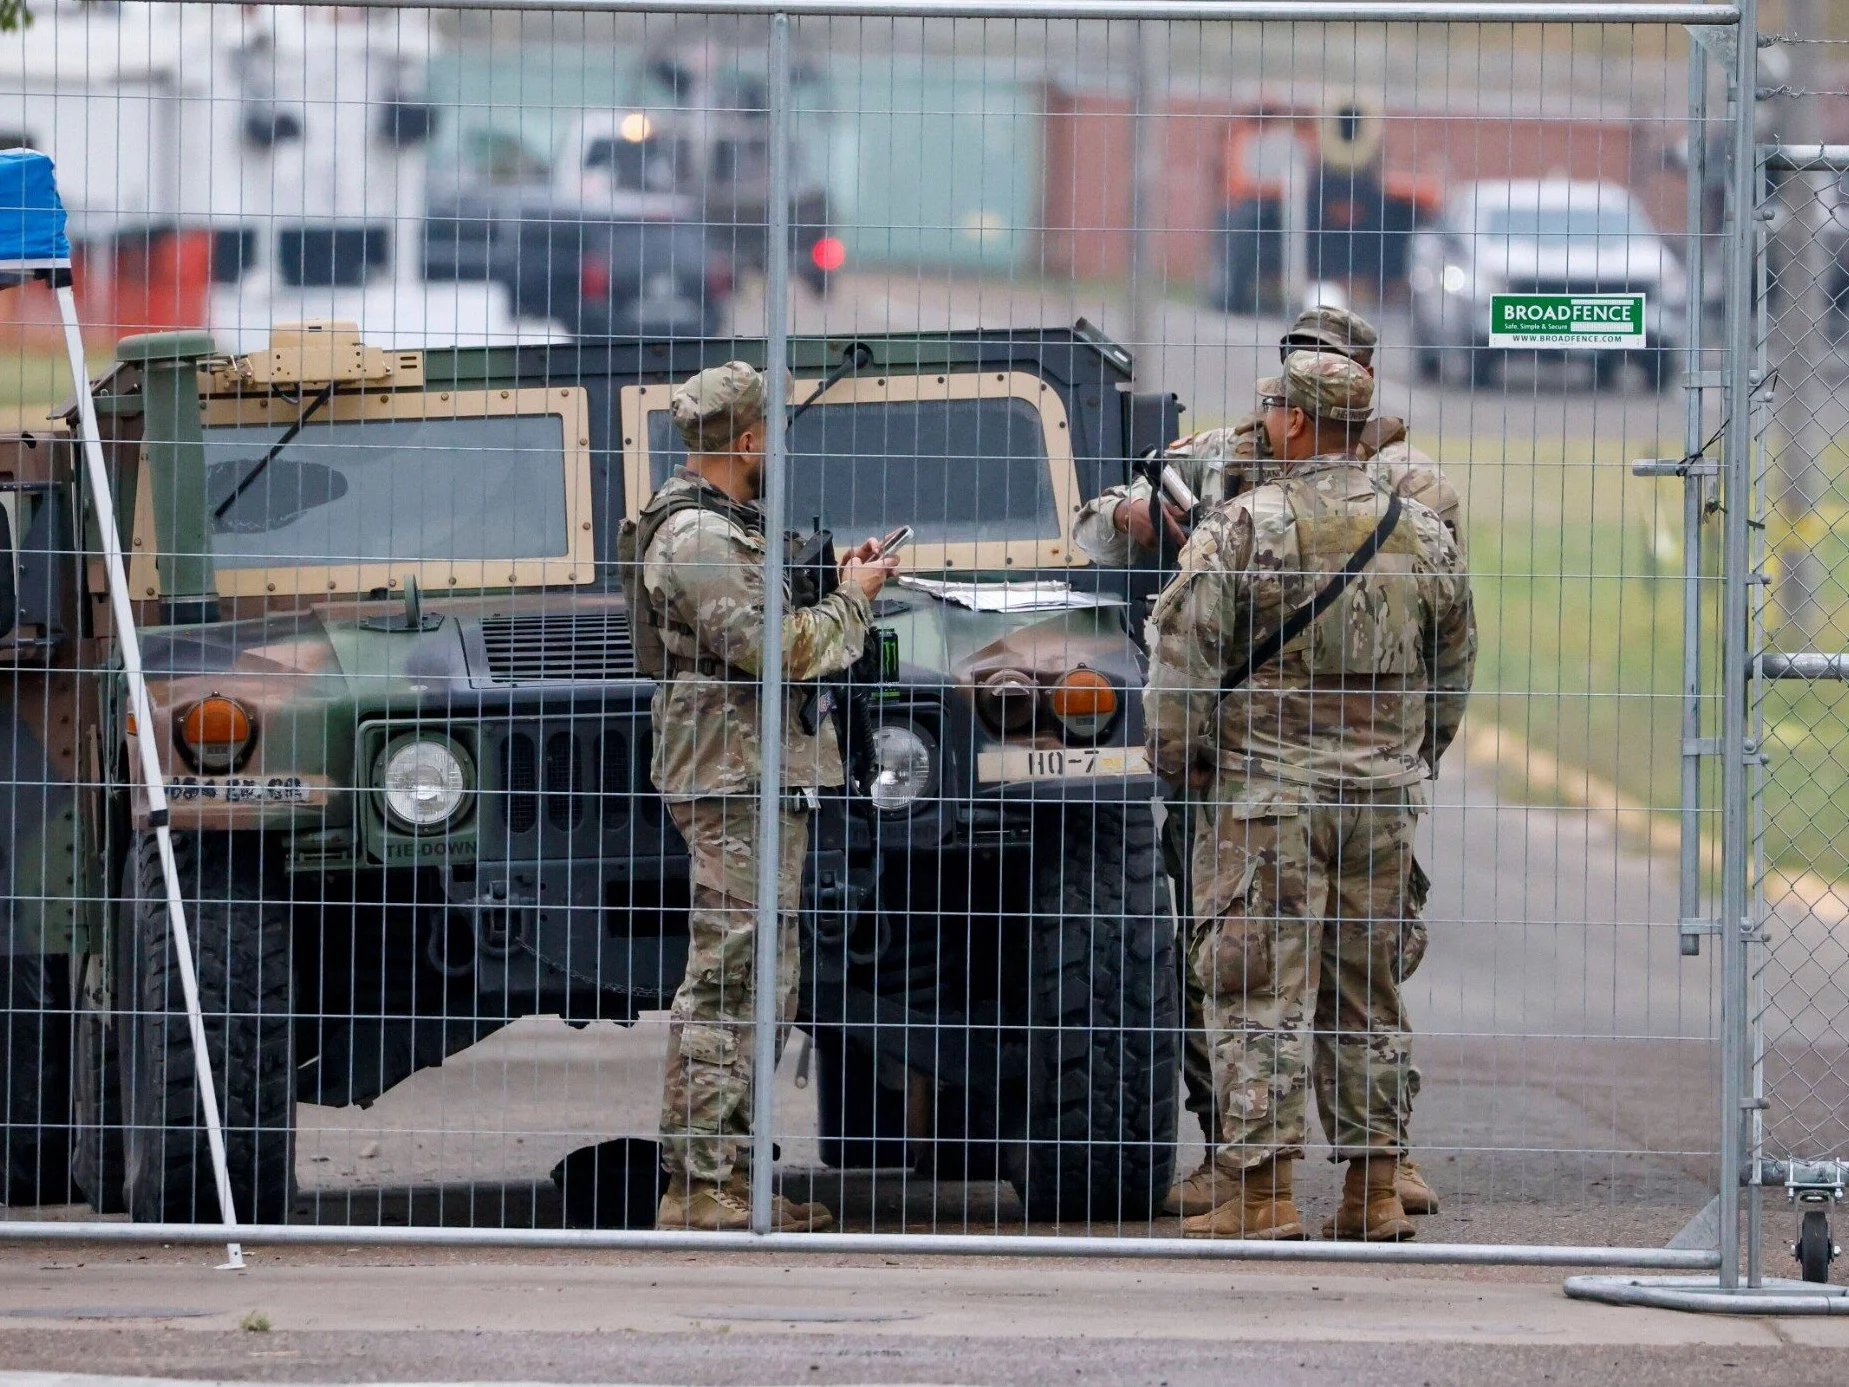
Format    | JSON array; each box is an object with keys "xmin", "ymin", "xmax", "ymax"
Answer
[{"xmin": 1488, "ymin": 293, "xmax": 1646, "ymax": 349}]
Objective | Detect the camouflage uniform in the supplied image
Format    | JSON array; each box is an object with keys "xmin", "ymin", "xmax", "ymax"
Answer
[
  {"xmin": 643, "ymin": 363, "xmax": 874, "ymax": 1187},
  {"xmin": 1144, "ymin": 352, "xmax": 1475, "ymax": 1171},
  {"xmin": 1074, "ymin": 308, "xmax": 1463, "ymax": 1153}
]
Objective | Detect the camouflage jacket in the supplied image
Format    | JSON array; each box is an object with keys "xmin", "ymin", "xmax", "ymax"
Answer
[
  {"xmin": 1073, "ymin": 413, "xmax": 1463, "ymax": 569},
  {"xmin": 641, "ymin": 471, "xmax": 873, "ymax": 799},
  {"xmin": 1143, "ymin": 454, "xmax": 1476, "ymax": 794}
]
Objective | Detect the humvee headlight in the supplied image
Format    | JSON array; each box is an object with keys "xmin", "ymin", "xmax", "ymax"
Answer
[
  {"xmin": 975, "ymin": 668, "xmax": 1038, "ymax": 734},
  {"xmin": 380, "ymin": 738, "xmax": 470, "ymax": 830},
  {"xmin": 177, "ymin": 695, "xmax": 255, "ymax": 772},
  {"xmin": 1048, "ymin": 669, "xmax": 1118, "ymax": 741},
  {"xmin": 868, "ymin": 723, "xmax": 935, "ymax": 813}
]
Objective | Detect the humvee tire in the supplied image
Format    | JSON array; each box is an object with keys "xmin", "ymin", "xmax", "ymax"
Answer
[
  {"xmin": 814, "ymin": 1028, "xmax": 910, "ymax": 1170},
  {"xmin": 1007, "ymin": 805, "xmax": 1178, "ymax": 1223},
  {"xmin": 119, "ymin": 831, "xmax": 295, "ymax": 1224},
  {"xmin": 0, "ymin": 952, "xmax": 77, "ymax": 1206},
  {"xmin": 70, "ymin": 952, "xmax": 126, "ymax": 1213}
]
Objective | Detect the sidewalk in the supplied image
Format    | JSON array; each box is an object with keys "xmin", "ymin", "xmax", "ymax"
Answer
[{"xmin": 1, "ymin": 1247, "xmax": 1846, "ymax": 1386}]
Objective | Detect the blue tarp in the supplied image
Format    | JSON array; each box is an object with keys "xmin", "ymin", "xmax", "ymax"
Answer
[{"xmin": 0, "ymin": 148, "xmax": 69, "ymax": 269}]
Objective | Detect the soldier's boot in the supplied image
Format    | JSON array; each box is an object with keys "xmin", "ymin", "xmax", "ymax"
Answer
[
  {"xmin": 1162, "ymin": 1153, "xmax": 1236, "ymax": 1217},
  {"xmin": 657, "ymin": 1176, "xmax": 752, "ymax": 1231},
  {"xmin": 1323, "ymin": 1157, "xmax": 1417, "ymax": 1242},
  {"xmin": 1179, "ymin": 1157, "xmax": 1306, "ymax": 1240},
  {"xmin": 1396, "ymin": 1158, "xmax": 1440, "ymax": 1216},
  {"xmin": 720, "ymin": 1169, "xmax": 837, "ymax": 1232}
]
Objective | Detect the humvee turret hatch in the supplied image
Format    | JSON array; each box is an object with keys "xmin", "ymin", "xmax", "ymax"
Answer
[{"xmin": 0, "ymin": 318, "xmax": 1186, "ymax": 1227}]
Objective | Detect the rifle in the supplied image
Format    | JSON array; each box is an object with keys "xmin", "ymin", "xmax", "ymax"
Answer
[
  {"xmin": 786, "ymin": 341, "xmax": 898, "ymax": 798},
  {"xmin": 788, "ymin": 525, "xmax": 897, "ymax": 796},
  {"xmin": 1131, "ymin": 450, "xmax": 1204, "ymax": 573}
]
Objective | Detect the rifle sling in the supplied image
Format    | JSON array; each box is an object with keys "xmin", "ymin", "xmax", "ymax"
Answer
[{"xmin": 1220, "ymin": 489, "xmax": 1403, "ymax": 696}]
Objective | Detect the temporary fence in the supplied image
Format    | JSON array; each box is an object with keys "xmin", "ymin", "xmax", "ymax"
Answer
[{"xmin": 2, "ymin": 0, "xmax": 1837, "ymax": 1310}]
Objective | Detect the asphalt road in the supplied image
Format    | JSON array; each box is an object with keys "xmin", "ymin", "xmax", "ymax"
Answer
[{"xmin": 0, "ymin": 1250, "xmax": 1847, "ymax": 1386}]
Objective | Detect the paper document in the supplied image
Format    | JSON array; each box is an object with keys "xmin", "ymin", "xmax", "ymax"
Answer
[{"xmin": 898, "ymin": 577, "xmax": 1125, "ymax": 613}]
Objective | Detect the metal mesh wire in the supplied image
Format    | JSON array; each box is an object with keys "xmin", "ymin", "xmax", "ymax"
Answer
[{"xmin": 0, "ymin": 0, "xmax": 1763, "ymax": 1272}]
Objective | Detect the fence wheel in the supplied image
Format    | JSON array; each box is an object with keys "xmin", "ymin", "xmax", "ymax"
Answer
[{"xmin": 1798, "ymin": 1208, "xmax": 1837, "ymax": 1285}]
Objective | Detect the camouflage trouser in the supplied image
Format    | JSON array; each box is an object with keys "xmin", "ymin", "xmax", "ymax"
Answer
[
  {"xmin": 659, "ymin": 795, "xmax": 808, "ymax": 1184},
  {"xmin": 1191, "ymin": 784, "xmax": 1425, "ymax": 1168}
]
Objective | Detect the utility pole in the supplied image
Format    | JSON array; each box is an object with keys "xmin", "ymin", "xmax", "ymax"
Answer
[
  {"xmin": 1127, "ymin": 21, "xmax": 1166, "ymax": 386},
  {"xmin": 1768, "ymin": 4, "xmax": 1828, "ymax": 641}
]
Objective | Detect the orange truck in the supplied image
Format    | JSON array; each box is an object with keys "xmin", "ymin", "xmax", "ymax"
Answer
[{"xmin": 1210, "ymin": 101, "xmax": 1446, "ymax": 313}]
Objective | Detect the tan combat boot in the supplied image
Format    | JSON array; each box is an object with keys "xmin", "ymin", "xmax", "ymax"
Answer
[
  {"xmin": 722, "ymin": 1169, "xmax": 837, "ymax": 1232},
  {"xmin": 1180, "ymin": 1157, "xmax": 1306, "ymax": 1239},
  {"xmin": 1323, "ymin": 1156, "xmax": 1417, "ymax": 1241},
  {"xmin": 1397, "ymin": 1158, "xmax": 1440, "ymax": 1216},
  {"xmin": 1163, "ymin": 1153, "xmax": 1238, "ymax": 1217},
  {"xmin": 657, "ymin": 1176, "xmax": 752, "ymax": 1231}
]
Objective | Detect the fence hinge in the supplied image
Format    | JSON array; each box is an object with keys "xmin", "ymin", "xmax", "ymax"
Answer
[
  {"xmin": 1682, "ymin": 370, "xmax": 1726, "ymax": 390},
  {"xmin": 1682, "ymin": 737, "xmax": 1722, "ymax": 758},
  {"xmin": 1632, "ymin": 457, "xmax": 1719, "ymax": 478},
  {"xmin": 1679, "ymin": 917, "xmax": 1720, "ymax": 938}
]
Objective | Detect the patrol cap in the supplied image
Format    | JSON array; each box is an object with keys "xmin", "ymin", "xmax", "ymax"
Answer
[
  {"xmin": 670, "ymin": 360, "xmax": 766, "ymax": 452},
  {"xmin": 1257, "ymin": 349, "xmax": 1375, "ymax": 424},
  {"xmin": 1279, "ymin": 304, "xmax": 1378, "ymax": 365}
]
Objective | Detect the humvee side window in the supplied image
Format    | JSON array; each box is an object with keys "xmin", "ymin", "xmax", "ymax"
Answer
[
  {"xmin": 644, "ymin": 397, "xmax": 1057, "ymax": 544},
  {"xmin": 129, "ymin": 385, "xmax": 594, "ymax": 597},
  {"xmin": 621, "ymin": 370, "xmax": 1083, "ymax": 570},
  {"xmin": 202, "ymin": 415, "xmax": 570, "ymax": 566}
]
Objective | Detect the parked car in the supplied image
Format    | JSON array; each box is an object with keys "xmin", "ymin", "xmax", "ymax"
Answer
[
  {"xmin": 423, "ymin": 144, "xmax": 731, "ymax": 338},
  {"xmin": 0, "ymin": 319, "xmax": 1183, "ymax": 1225},
  {"xmin": 1408, "ymin": 179, "xmax": 1687, "ymax": 390}
]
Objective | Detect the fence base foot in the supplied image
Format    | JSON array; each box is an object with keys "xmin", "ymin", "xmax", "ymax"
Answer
[{"xmin": 1564, "ymin": 1274, "xmax": 1849, "ymax": 1314}]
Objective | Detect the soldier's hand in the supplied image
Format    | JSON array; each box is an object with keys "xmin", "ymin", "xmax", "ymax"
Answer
[
  {"xmin": 841, "ymin": 536, "xmax": 885, "ymax": 567},
  {"xmin": 1158, "ymin": 500, "xmax": 1190, "ymax": 548},
  {"xmin": 1115, "ymin": 497, "xmax": 1160, "ymax": 549},
  {"xmin": 842, "ymin": 554, "xmax": 897, "ymax": 600},
  {"xmin": 1185, "ymin": 763, "xmax": 1214, "ymax": 794}
]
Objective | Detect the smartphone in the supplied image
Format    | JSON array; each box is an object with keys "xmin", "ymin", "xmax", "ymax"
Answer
[{"xmin": 878, "ymin": 524, "xmax": 914, "ymax": 558}]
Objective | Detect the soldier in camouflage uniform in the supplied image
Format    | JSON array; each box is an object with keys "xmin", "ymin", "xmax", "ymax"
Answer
[
  {"xmin": 1143, "ymin": 352, "xmax": 1475, "ymax": 1241},
  {"xmin": 638, "ymin": 362, "xmax": 897, "ymax": 1232},
  {"xmin": 1073, "ymin": 306, "xmax": 1459, "ymax": 1220}
]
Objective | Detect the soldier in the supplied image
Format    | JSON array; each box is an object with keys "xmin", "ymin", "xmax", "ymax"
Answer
[
  {"xmin": 633, "ymin": 361, "xmax": 897, "ymax": 1232},
  {"xmin": 1143, "ymin": 352, "xmax": 1474, "ymax": 1241},
  {"xmin": 1072, "ymin": 306, "xmax": 1458, "ymax": 1220}
]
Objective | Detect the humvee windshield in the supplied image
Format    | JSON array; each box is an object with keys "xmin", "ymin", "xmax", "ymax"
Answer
[
  {"xmin": 202, "ymin": 415, "xmax": 571, "ymax": 567},
  {"xmin": 643, "ymin": 396, "xmax": 1059, "ymax": 543}
]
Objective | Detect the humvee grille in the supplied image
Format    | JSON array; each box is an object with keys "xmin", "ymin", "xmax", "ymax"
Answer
[
  {"xmin": 479, "ymin": 612, "xmax": 637, "ymax": 684},
  {"xmin": 502, "ymin": 733, "xmax": 539, "ymax": 832},
  {"xmin": 481, "ymin": 720, "xmax": 643, "ymax": 850}
]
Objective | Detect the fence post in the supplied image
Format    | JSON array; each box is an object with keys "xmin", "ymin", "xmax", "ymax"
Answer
[
  {"xmin": 1717, "ymin": 0, "xmax": 1763, "ymax": 1295},
  {"xmin": 750, "ymin": 7, "xmax": 796, "ymax": 1238}
]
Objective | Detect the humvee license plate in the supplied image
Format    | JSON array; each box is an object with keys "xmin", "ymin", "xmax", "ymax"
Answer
[
  {"xmin": 976, "ymin": 746, "xmax": 1151, "ymax": 782},
  {"xmin": 166, "ymin": 774, "xmax": 326, "ymax": 805}
]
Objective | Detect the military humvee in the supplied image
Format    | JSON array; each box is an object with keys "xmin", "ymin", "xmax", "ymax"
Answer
[{"xmin": 0, "ymin": 319, "xmax": 1185, "ymax": 1225}]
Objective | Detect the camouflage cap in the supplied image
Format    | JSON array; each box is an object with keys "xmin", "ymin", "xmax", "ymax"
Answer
[
  {"xmin": 1279, "ymin": 304, "xmax": 1379, "ymax": 364},
  {"xmin": 670, "ymin": 360, "xmax": 767, "ymax": 452},
  {"xmin": 1257, "ymin": 349, "xmax": 1375, "ymax": 424}
]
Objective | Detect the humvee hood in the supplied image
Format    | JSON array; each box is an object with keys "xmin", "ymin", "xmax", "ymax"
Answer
[{"xmin": 140, "ymin": 612, "xmax": 342, "ymax": 678}]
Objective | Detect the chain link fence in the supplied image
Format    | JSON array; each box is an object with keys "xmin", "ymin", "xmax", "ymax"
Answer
[{"xmin": 0, "ymin": 0, "xmax": 1800, "ymax": 1295}]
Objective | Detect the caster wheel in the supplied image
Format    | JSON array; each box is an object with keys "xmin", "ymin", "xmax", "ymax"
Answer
[{"xmin": 1796, "ymin": 1207, "xmax": 1837, "ymax": 1284}]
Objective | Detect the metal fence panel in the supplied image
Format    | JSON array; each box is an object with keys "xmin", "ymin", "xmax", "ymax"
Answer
[
  {"xmin": 1745, "ymin": 11, "xmax": 1849, "ymax": 1294},
  {"xmin": 0, "ymin": 0, "xmax": 1763, "ymax": 1283}
]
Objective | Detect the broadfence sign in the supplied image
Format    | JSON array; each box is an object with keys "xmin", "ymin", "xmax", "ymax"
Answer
[{"xmin": 1488, "ymin": 293, "xmax": 1647, "ymax": 349}]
